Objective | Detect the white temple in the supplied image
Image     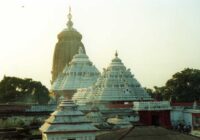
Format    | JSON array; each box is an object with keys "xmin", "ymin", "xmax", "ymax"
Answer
[
  {"xmin": 52, "ymin": 47, "xmax": 100, "ymax": 99},
  {"xmin": 71, "ymin": 52, "xmax": 152, "ymax": 125},
  {"xmin": 40, "ymin": 100, "xmax": 98, "ymax": 140},
  {"xmin": 91, "ymin": 51, "xmax": 152, "ymax": 102},
  {"xmin": 41, "ymin": 7, "xmax": 200, "ymax": 139},
  {"xmin": 73, "ymin": 52, "xmax": 152, "ymax": 107}
]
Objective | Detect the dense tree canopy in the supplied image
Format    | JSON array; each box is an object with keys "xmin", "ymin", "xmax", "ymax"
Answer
[
  {"xmin": 146, "ymin": 68, "xmax": 200, "ymax": 102},
  {"xmin": 0, "ymin": 76, "xmax": 50, "ymax": 104}
]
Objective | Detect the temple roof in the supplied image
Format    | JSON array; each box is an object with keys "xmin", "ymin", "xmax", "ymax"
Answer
[
  {"xmin": 40, "ymin": 100, "xmax": 98, "ymax": 133},
  {"xmin": 52, "ymin": 47, "xmax": 100, "ymax": 91},
  {"xmin": 75, "ymin": 52, "xmax": 152, "ymax": 102}
]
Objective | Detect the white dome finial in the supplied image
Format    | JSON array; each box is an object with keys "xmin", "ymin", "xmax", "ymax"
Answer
[{"xmin": 68, "ymin": 6, "xmax": 72, "ymax": 20}]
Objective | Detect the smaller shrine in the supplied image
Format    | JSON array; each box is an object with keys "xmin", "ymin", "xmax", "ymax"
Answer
[
  {"xmin": 40, "ymin": 100, "xmax": 98, "ymax": 140},
  {"xmin": 52, "ymin": 47, "xmax": 100, "ymax": 99}
]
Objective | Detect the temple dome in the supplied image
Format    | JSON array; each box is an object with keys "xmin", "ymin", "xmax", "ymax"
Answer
[
  {"xmin": 107, "ymin": 51, "xmax": 125, "ymax": 69},
  {"xmin": 57, "ymin": 8, "xmax": 82, "ymax": 41},
  {"xmin": 57, "ymin": 7, "xmax": 82, "ymax": 40},
  {"xmin": 57, "ymin": 26, "xmax": 82, "ymax": 41}
]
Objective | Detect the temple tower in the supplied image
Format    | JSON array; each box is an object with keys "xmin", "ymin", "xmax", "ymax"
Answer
[
  {"xmin": 40, "ymin": 100, "xmax": 98, "ymax": 140},
  {"xmin": 52, "ymin": 7, "xmax": 85, "ymax": 83},
  {"xmin": 52, "ymin": 47, "xmax": 100, "ymax": 99}
]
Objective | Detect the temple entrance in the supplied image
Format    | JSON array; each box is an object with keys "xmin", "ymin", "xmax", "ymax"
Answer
[
  {"xmin": 152, "ymin": 115, "xmax": 159, "ymax": 126},
  {"xmin": 138, "ymin": 110, "xmax": 171, "ymax": 128}
]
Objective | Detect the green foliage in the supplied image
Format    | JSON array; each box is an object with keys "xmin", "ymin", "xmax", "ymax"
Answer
[
  {"xmin": 0, "ymin": 118, "xmax": 25, "ymax": 128},
  {"xmin": 0, "ymin": 76, "xmax": 50, "ymax": 104},
  {"xmin": 146, "ymin": 68, "xmax": 200, "ymax": 102},
  {"xmin": 30, "ymin": 118, "xmax": 42, "ymax": 126},
  {"xmin": 165, "ymin": 68, "xmax": 200, "ymax": 102}
]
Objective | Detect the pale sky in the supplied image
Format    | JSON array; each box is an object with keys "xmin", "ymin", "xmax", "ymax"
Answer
[{"xmin": 0, "ymin": 0, "xmax": 200, "ymax": 89}]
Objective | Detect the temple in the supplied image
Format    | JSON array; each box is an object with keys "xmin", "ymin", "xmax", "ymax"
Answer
[
  {"xmin": 73, "ymin": 52, "xmax": 152, "ymax": 107},
  {"xmin": 51, "ymin": 7, "xmax": 86, "ymax": 83},
  {"xmin": 52, "ymin": 47, "xmax": 100, "ymax": 99},
  {"xmin": 40, "ymin": 100, "xmax": 98, "ymax": 140},
  {"xmin": 90, "ymin": 51, "xmax": 152, "ymax": 102},
  {"xmin": 72, "ymin": 52, "xmax": 152, "ymax": 122},
  {"xmin": 44, "ymin": 7, "xmax": 200, "ymax": 140}
]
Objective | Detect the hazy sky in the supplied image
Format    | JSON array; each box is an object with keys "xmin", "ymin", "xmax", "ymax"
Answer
[{"xmin": 0, "ymin": 0, "xmax": 200, "ymax": 89}]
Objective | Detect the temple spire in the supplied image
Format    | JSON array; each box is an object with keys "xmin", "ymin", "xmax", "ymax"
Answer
[
  {"xmin": 67, "ymin": 6, "xmax": 73, "ymax": 29},
  {"xmin": 68, "ymin": 6, "xmax": 72, "ymax": 20},
  {"xmin": 115, "ymin": 50, "xmax": 118, "ymax": 57}
]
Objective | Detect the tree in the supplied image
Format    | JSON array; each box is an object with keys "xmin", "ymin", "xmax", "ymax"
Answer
[
  {"xmin": 0, "ymin": 76, "xmax": 50, "ymax": 104},
  {"xmin": 165, "ymin": 68, "xmax": 200, "ymax": 102},
  {"xmin": 146, "ymin": 68, "xmax": 200, "ymax": 102},
  {"xmin": 144, "ymin": 86, "xmax": 164, "ymax": 101}
]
